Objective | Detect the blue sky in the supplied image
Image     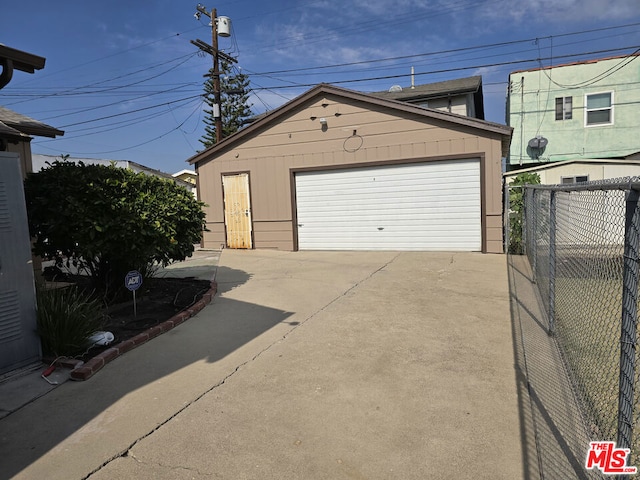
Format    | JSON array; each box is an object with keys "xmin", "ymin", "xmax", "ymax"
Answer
[{"xmin": 2, "ymin": 0, "xmax": 640, "ymax": 174}]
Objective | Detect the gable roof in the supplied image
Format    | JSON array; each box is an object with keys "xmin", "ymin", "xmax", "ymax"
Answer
[
  {"xmin": 370, "ymin": 76, "xmax": 482, "ymax": 103},
  {"xmin": 0, "ymin": 106, "xmax": 64, "ymax": 139},
  {"xmin": 188, "ymin": 83, "xmax": 511, "ymax": 166}
]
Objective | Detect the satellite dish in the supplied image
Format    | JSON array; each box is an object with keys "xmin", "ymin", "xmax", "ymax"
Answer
[
  {"xmin": 528, "ymin": 136, "xmax": 548, "ymax": 149},
  {"xmin": 388, "ymin": 85, "xmax": 403, "ymax": 92}
]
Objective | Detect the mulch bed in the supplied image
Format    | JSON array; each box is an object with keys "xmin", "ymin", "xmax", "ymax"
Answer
[
  {"xmin": 45, "ymin": 275, "xmax": 212, "ymax": 365},
  {"xmin": 103, "ymin": 276, "xmax": 212, "ymax": 344}
]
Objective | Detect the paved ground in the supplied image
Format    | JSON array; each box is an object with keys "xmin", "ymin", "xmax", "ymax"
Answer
[
  {"xmin": 508, "ymin": 255, "xmax": 597, "ymax": 480},
  {"xmin": 0, "ymin": 250, "xmax": 522, "ymax": 479},
  {"xmin": 0, "ymin": 250, "xmax": 221, "ymax": 417}
]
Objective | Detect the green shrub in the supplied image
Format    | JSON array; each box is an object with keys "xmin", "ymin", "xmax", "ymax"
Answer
[
  {"xmin": 36, "ymin": 283, "xmax": 105, "ymax": 358},
  {"xmin": 508, "ymin": 172, "xmax": 540, "ymax": 254},
  {"xmin": 24, "ymin": 161, "xmax": 206, "ymax": 303}
]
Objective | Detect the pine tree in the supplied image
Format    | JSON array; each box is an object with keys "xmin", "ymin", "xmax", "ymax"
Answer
[{"xmin": 200, "ymin": 60, "xmax": 252, "ymax": 149}]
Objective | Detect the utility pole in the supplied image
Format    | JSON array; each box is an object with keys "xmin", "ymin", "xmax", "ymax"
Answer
[
  {"xmin": 209, "ymin": 7, "xmax": 222, "ymax": 144},
  {"xmin": 192, "ymin": 4, "xmax": 235, "ymax": 143}
]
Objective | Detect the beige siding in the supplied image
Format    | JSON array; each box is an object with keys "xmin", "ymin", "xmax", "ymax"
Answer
[
  {"xmin": 253, "ymin": 221, "xmax": 292, "ymax": 250},
  {"xmin": 540, "ymin": 164, "xmax": 621, "ymax": 184},
  {"xmin": 202, "ymin": 222, "xmax": 225, "ymax": 249},
  {"xmin": 485, "ymin": 214, "xmax": 504, "ymax": 254},
  {"xmin": 198, "ymin": 93, "xmax": 506, "ymax": 253}
]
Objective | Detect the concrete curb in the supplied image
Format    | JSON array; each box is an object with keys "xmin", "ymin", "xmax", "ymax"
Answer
[{"xmin": 68, "ymin": 282, "xmax": 218, "ymax": 381}]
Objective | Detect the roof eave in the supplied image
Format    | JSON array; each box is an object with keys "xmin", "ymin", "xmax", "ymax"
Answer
[
  {"xmin": 14, "ymin": 125, "xmax": 64, "ymax": 138},
  {"xmin": 0, "ymin": 45, "xmax": 45, "ymax": 73},
  {"xmin": 0, "ymin": 120, "xmax": 29, "ymax": 141}
]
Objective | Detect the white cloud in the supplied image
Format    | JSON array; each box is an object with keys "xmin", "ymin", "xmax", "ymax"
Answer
[
  {"xmin": 478, "ymin": 0, "xmax": 640, "ymax": 23},
  {"xmin": 348, "ymin": 0, "xmax": 432, "ymax": 16}
]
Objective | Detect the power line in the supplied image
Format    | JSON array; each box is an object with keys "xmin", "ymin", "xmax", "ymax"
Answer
[
  {"xmin": 245, "ymin": 21, "xmax": 640, "ymax": 76},
  {"xmin": 13, "ymin": 11, "xmax": 639, "ymax": 164},
  {"xmin": 34, "ymin": 99, "xmax": 203, "ymax": 156},
  {"xmin": 4, "ymin": 53, "xmax": 200, "ymax": 106},
  {"xmin": 48, "ymin": 96, "xmax": 202, "ymax": 137},
  {"xmin": 248, "ymin": 45, "xmax": 640, "ymax": 92},
  {"xmin": 37, "ymin": 85, "xmax": 200, "ymax": 122},
  {"xmin": 57, "ymin": 94, "xmax": 202, "ymax": 129},
  {"xmin": 35, "ymin": 45, "xmax": 640, "ymax": 135},
  {"xmin": 540, "ymin": 48, "xmax": 640, "ymax": 88},
  {"xmin": 253, "ymin": 28, "xmax": 640, "ymax": 81},
  {"xmin": 9, "ymin": 20, "xmax": 638, "ymax": 125},
  {"xmin": 11, "ymin": 28, "xmax": 203, "ymax": 86}
]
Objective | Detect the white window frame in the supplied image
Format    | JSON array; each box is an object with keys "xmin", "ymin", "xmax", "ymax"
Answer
[{"xmin": 585, "ymin": 91, "xmax": 614, "ymax": 127}]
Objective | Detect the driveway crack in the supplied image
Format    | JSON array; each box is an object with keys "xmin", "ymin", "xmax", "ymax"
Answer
[{"xmin": 84, "ymin": 254, "xmax": 400, "ymax": 479}]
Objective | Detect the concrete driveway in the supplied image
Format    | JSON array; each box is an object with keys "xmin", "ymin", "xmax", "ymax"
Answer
[{"xmin": 1, "ymin": 250, "xmax": 522, "ymax": 479}]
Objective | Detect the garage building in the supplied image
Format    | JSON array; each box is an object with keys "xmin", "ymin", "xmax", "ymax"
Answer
[{"xmin": 188, "ymin": 84, "xmax": 512, "ymax": 253}]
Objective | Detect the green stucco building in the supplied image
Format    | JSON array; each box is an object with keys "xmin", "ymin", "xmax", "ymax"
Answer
[{"xmin": 507, "ymin": 54, "xmax": 640, "ymax": 172}]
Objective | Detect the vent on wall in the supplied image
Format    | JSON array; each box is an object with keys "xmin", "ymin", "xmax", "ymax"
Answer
[
  {"xmin": 0, "ymin": 291, "xmax": 21, "ymax": 344},
  {"xmin": 0, "ymin": 181, "xmax": 10, "ymax": 232}
]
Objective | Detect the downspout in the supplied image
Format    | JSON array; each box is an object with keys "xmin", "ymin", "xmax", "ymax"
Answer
[{"xmin": 0, "ymin": 58, "xmax": 14, "ymax": 90}]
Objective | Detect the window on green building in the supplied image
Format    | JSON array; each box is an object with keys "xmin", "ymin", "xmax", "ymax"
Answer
[
  {"xmin": 586, "ymin": 92, "xmax": 613, "ymax": 126},
  {"xmin": 555, "ymin": 96, "xmax": 572, "ymax": 120}
]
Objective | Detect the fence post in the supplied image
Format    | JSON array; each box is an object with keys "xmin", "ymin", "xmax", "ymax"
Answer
[
  {"xmin": 531, "ymin": 189, "xmax": 537, "ymax": 284},
  {"xmin": 617, "ymin": 188, "xmax": 640, "ymax": 460},
  {"xmin": 504, "ymin": 184, "xmax": 510, "ymax": 254},
  {"xmin": 523, "ymin": 187, "xmax": 528, "ymax": 257},
  {"xmin": 548, "ymin": 191, "xmax": 556, "ymax": 335}
]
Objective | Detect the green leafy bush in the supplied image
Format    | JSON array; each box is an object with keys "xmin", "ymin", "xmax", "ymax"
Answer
[
  {"xmin": 36, "ymin": 283, "xmax": 105, "ymax": 358},
  {"xmin": 24, "ymin": 161, "xmax": 206, "ymax": 303},
  {"xmin": 508, "ymin": 172, "xmax": 540, "ymax": 254}
]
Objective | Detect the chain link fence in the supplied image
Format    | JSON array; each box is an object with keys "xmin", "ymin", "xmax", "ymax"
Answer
[{"xmin": 518, "ymin": 178, "xmax": 640, "ymax": 477}]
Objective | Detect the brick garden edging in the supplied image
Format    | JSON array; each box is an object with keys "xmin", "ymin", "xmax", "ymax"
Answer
[{"xmin": 68, "ymin": 282, "xmax": 217, "ymax": 381}]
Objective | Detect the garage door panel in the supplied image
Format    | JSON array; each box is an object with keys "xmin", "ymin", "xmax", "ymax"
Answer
[
  {"xmin": 300, "ymin": 228, "xmax": 480, "ymax": 237},
  {"xmin": 297, "ymin": 176, "xmax": 479, "ymax": 197},
  {"xmin": 295, "ymin": 160, "xmax": 481, "ymax": 251},
  {"xmin": 300, "ymin": 192, "xmax": 480, "ymax": 207},
  {"xmin": 297, "ymin": 173, "xmax": 477, "ymax": 191},
  {"xmin": 298, "ymin": 161, "xmax": 470, "ymax": 176},
  {"xmin": 302, "ymin": 210, "xmax": 478, "ymax": 222},
  {"xmin": 298, "ymin": 202, "xmax": 469, "ymax": 213},
  {"xmin": 300, "ymin": 218, "xmax": 481, "ymax": 230},
  {"xmin": 305, "ymin": 186, "xmax": 479, "ymax": 198},
  {"xmin": 299, "ymin": 231, "xmax": 479, "ymax": 247}
]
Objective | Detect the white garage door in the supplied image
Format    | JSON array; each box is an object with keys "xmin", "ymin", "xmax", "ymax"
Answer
[{"xmin": 295, "ymin": 160, "xmax": 481, "ymax": 251}]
